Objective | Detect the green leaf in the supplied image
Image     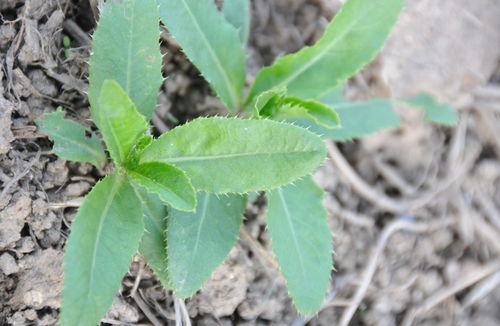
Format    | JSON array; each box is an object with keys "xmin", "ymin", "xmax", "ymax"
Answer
[
  {"xmin": 89, "ymin": 0, "xmax": 163, "ymax": 123},
  {"xmin": 293, "ymin": 99, "xmax": 401, "ymax": 141},
  {"xmin": 278, "ymin": 97, "xmax": 340, "ymax": 129},
  {"xmin": 36, "ymin": 108, "xmax": 106, "ymax": 169},
  {"xmin": 126, "ymin": 134, "xmax": 154, "ymax": 168},
  {"xmin": 135, "ymin": 188, "xmax": 172, "ymax": 289},
  {"xmin": 128, "ymin": 162, "xmax": 197, "ymax": 212},
  {"xmin": 167, "ymin": 192, "xmax": 246, "ymax": 297},
  {"xmin": 253, "ymin": 86, "xmax": 287, "ymax": 118},
  {"xmin": 60, "ymin": 173, "xmax": 144, "ymax": 326},
  {"xmin": 254, "ymin": 88, "xmax": 339, "ymax": 129},
  {"xmin": 96, "ymin": 80, "xmax": 149, "ymax": 165},
  {"xmin": 402, "ymin": 93, "xmax": 458, "ymax": 126},
  {"xmin": 246, "ymin": 0, "xmax": 404, "ymax": 103},
  {"xmin": 266, "ymin": 176, "xmax": 332, "ymax": 315},
  {"xmin": 157, "ymin": 0, "xmax": 246, "ymax": 111},
  {"xmin": 140, "ymin": 117, "xmax": 327, "ymax": 193},
  {"xmin": 222, "ymin": 0, "xmax": 250, "ymax": 45}
]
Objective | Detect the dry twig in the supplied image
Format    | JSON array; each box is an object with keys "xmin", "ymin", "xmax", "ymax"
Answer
[
  {"xmin": 401, "ymin": 261, "xmax": 500, "ymax": 326},
  {"xmin": 338, "ymin": 218, "xmax": 453, "ymax": 326},
  {"xmin": 240, "ymin": 226, "xmax": 279, "ymax": 271},
  {"xmin": 132, "ymin": 291, "xmax": 163, "ymax": 326},
  {"xmin": 326, "ymin": 141, "xmax": 407, "ymax": 213}
]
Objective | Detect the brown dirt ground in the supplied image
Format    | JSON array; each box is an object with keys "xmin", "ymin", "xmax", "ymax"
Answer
[{"xmin": 1, "ymin": 0, "xmax": 500, "ymax": 325}]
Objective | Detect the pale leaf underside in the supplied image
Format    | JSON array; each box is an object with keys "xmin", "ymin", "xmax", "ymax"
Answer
[
  {"xmin": 292, "ymin": 98, "xmax": 401, "ymax": 141},
  {"xmin": 402, "ymin": 93, "xmax": 458, "ymax": 126}
]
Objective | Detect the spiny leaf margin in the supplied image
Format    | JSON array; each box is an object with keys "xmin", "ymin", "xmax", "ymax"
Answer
[
  {"xmin": 246, "ymin": 0, "xmax": 404, "ymax": 103},
  {"xmin": 60, "ymin": 173, "xmax": 144, "ymax": 326},
  {"xmin": 139, "ymin": 117, "xmax": 327, "ymax": 193}
]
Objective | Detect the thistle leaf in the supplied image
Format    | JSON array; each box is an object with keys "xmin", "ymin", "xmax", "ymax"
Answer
[
  {"xmin": 60, "ymin": 173, "xmax": 144, "ymax": 326},
  {"xmin": 89, "ymin": 0, "xmax": 163, "ymax": 123},
  {"xmin": 294, "ymin": 99, "xmax": 401, "ymax": 141},
  {"xmin": 135, "ymin": 188, "xmax": 172, "ymax": 289},
  {"xmin": 129, "ymin": 162, "xmax": 197, "ymax": 212},
  {"xmin": 286, "ymin": 85, "xmax": 400, "ymax": 140},
  {"xmin": 254, "ymin": 88, "xmax": 340, "ymax": 129},
  {"xmin": 402, "ymin": 93, "xmax": 458, "ymax": 126},
  {"xmin": 247, "ymin": 0, "xmax": 404, "ymax": 103},
  {"xmin": 254, "ymin": 86, "xmax": 287, "ymax": 117},
  {"xmin": 96, "ymin": 80, "xmax": 149, "ymax": 165},
  {"xmin": 222, "ymin": 0, "xmax": 250, "ymax": 45},
  {"xmin": 167, "ymin": 192, "xmax": 246, "ymax": 297},
  {"xmin": 140, "ymin": 117, "xmax": 326, "ymax": 193},
  {"xmin": 278, "ymin": 97, "xmax": 340, "ymax": 129},
  {"xmin": 36, "ymin": 108, "xmax": 106, "ymax": 169},
  {"xmin": 157, "ymin": 0, "xmax": 246, "ymax": 112},
  {"xmin": 266, "ymin": 176, "xmax": 332, "ymax": 315}
]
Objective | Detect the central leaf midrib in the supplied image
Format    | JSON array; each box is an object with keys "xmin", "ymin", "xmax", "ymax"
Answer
[
  {"xmin": 86, "ymin": 174, "xmax": 124, "ymax": 309},
  {"xmin": 180, "ymin": 193, "xmax": 210, "ymax": 293},
  {"xmin": 52, "ymin": 131, "xmax": 103, "ymax": 160},
  {"xmin": 134, "ymin": 188, "xmax": 164, "ymax": 234},
  {"xmin": 106, "ymin": 119, "xmax": 125, "ymax": 163},
  {"xmin": 277, "ymin": 188, "xmax": 307, "ymax": 281},
  {"xmin": 125, "ymin": 1, "xmax": 136, "ymax": 96},
  {"xmin": 148, "ymin": 149, "xmax": 321, "ymax": 164}
]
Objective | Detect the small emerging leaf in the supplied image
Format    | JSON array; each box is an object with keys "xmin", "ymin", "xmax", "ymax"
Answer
[
  {"xmin": 255, "ymin": 88, "xmax": 340, "ymax": 129},
  {"xmin": 129, "ymin": 162, "xmax": 197, "ymax": 212},
  {"xmin": 96, "ymin": 80, "xmax": 149, "ymax": 165},
  {"xmin": 278, "ymin": 97, "xmax": 340, "ymax": 129},
  {"xmin": 222, "ymin": 0, "xmax": 250, "ymax": 45},
  {"xmin": 127, "ymin": 134, "xmax": 154, "ymax": 168},
  {"xmin": 266, "ymin": 176, "xmax": 332, "ymax": 315},
  {"xmin": 140, "ymin": 117, "xmax": 327, "ymax": 193},
  {"xmin": 402, "ymin": 93, "xmax": 458, "ymax": 126},
  {"xmin": 60, "ymin": 173, "xmax": 144, "ymax": 326},
  {"xmin": 89, "ymin": 0, "xmax": 163, "ymax": 123},
  {"xmin": 167, "ymin": 192, "xmax": 246, "ymax": 297},
  {"xmin": 254, "ymin": 86, "xmax": 287, "ymax": 117},
  {"xmin": 247, "ymin": 0, "xmax": 404, "ymax": 103},
  {"xmin": 135, "ymin": 188, "xmax": 172, "ymax": 289},
  {"xmin": 36, "ymin": 108, "xmax": 106, "ymax": 169},
  {"xmin": 157, "ymin": 0, "xmax": 246, "ymax": 111}
]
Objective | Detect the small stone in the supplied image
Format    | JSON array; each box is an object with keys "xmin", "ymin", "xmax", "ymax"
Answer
[
  {"xmin": 16, "ymin": 237, "xmax": 35, "ymax": 254},
  {"xmin": 105, "ymin": 296, "xmax": 140, "ymax": 323},
  {"xmin": 0, "ymin": 98, "xmax": 14, "ymax": 155},
  {"xmin": 0, "ymin": 194, "xmax": 32, "ymax": 250},
  {"xmin": 64, "ymin": 181, "xmax": 91, "ymax": 198},
  {"xmin": 0, "ymin": 253, "xmax": 20, "ymax": 275},
  {"xmin": 24, "ymin": 309, "xmax": 38, "ymax": 321}
]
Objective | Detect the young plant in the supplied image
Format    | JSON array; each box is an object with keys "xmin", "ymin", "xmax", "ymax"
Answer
[{"xmin": 37, "ymin": 0, "xmax": 457, "ymax": 324}]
